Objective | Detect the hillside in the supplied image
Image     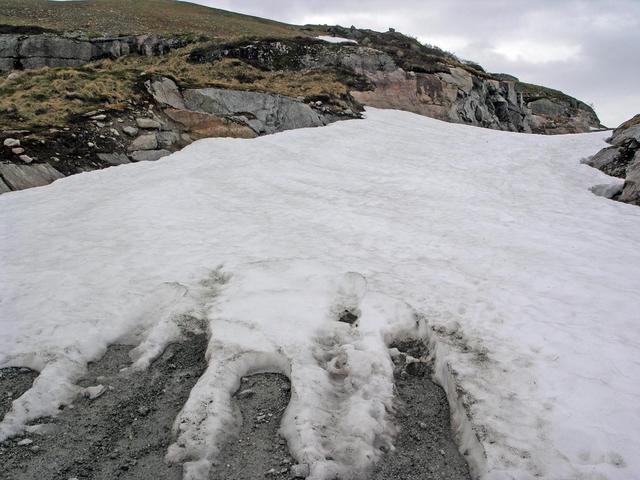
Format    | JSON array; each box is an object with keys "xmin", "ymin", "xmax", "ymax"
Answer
[
  {"xmin": 1, "ymin": 0, "xmax": 603, "ymax": 195},
  {"xmin": 0, "ymin": 0, "xmax": 299, "ymax": 38}
]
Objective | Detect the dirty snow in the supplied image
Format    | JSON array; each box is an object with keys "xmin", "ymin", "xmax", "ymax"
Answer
[
  {"xmin": 316, "ymin": 35, "xmax": 357, "ymax": 44},
  {"xmin": 1, "ymin": 109, "xmax": 639, "ymax": 480}
]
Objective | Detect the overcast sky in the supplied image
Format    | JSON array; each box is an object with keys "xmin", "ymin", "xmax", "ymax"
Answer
[{"xmin": 192, "ymin": 0, "xmax": 639, "ymax": 127}]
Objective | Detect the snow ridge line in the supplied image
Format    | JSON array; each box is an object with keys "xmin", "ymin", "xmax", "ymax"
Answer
[{"xmin": 424, "ymin": 325, "xmax": 488, "ymax": 479}]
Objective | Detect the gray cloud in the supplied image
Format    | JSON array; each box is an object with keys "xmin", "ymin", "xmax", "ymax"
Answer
[{"xmin": 195, "ymin": 0, "xmax": 640, "ymax": 126}]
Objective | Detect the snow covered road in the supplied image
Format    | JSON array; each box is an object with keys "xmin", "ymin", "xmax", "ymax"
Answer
[{"xmin": 1, "ymin": 108, "xmax": 639, "ymax": 479}]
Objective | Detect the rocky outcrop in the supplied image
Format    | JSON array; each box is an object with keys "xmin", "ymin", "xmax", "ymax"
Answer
[
  {"xmin": 0, "ymin": 163, "xmax": 64, "ymax": 191},
  {"xmin": 190, "ymin": 33, "xmax": 602, "ymax": 134},
  {"xmin": 584, "ymin": 114, "xmax": 640, "ymax": 206},
  {"xmin": 183, "ymin": 88, "xmax": 327, "ymax": 135},
  {"xmin": 146, "ymin": 75, "xmax": 331, "ymax": 136},
  {"xmin": 0, "ymin": 33, "xmax": 186, "ymax": 72}
]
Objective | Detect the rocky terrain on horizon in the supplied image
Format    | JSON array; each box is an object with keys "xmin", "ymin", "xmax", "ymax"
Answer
[
  {"xmin": 584, "ymin": 113, "xmax": 640, "ymax": 206},
  {"xmin": 0, "ymin": 0, "xmax": 606, "ymax": 195}
]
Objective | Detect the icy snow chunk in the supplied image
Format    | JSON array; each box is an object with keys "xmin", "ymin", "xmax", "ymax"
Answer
[{"xmin": 316, "ymin": 35, "xmax": 357, "ymax": 44}]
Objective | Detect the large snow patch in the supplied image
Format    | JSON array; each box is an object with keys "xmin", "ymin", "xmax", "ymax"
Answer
[{"xmin": 1, "ymin": 109, "xmax": 639, "ymax": 480}]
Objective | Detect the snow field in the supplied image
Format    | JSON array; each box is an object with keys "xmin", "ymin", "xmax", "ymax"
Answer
[{"xmin": 1, "ymin": 108, "xmax": 639, "ymax": 479}]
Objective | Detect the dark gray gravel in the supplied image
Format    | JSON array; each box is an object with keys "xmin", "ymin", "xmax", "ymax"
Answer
[
  {"xmin": 0, "ymin": 337, "xmax": 471, "ymax": 480},
  {"xmin": 0, "ymin": 334, "xmax": 208, "ymax": 480},
  {"xmin": 0, "ymin": 367, "xmax": 38, "ymax": 422},
  {"xmin": 371, "ymin": 340, "xmax": 471, "ymax": 480},
  {"xmin": 210, "ymin": 373, "xmax": 294, "ymax": 480}
]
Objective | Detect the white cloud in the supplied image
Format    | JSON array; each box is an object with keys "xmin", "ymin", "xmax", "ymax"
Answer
[{"xmin": 492, "ymin": 41, "xmax": 582, "ymax": 64}]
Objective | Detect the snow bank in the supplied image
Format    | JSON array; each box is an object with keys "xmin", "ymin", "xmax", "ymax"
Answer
[
  {"xmin": 316, "ymin": 35, "xmax": 357, "ymax": 44},
  {"xmin": 1, "ymin": 108, "xmax": 639, "ymax": 480}
]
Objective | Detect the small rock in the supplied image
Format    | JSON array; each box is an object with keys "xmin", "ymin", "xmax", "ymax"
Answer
[
  {"xmin": 51, "ymin": 156, "xmax": 60, "ymax": 162},
  {"xmin": 137, "ymin": 406, "xmax": 150, "ymax": 416},
  {"xmin": 3, "ymin": 138, "xmax": 20, "ymax": 148},
  {"xmin": 12, "ymin": 147, "xmax": 25, "ymax": 155},
  {"xmin": 136, "ymin": 118, "xmax": 162, "ymax": 129},
  {"xmin": 418, "ymin": 421, "xmax": 428, "ymax": 430},
  {"xmin": 291, "ymin": 463, "xmax": 310, "ymax": 478},
  {"xmin": 96, "ymin": 122, "xmax": 106, "ymax": 128},
  {"xmin": 30, "ymin": 445, "xmax": 41, "ymax": 453},
  {"xmin": 17, "ymin": 438, "xmax": 33, "ymax": 446},
  {"xmin": 83, "ymin": 384, "xmax": 106, "ymax": 400},
  {"xmin": 91, "ymin": 114, "xmax": 107, "ymax": 121},
  {"xmin": 265, "ymin": 468, "xmax": 276, "ymax": 476},
  {"xmin": 87, "ymin": 142, "xmax": 95, "ymax": 148},
  {"xmin": 129, "ymin": 149, "xmax": 171, "ymax": 162},
  {"xmin": 110, "ymin": 128, "xmax": 120, "ymax": 136},
  {"xmin": 256, "ymin": 414, "xmax": 267, "ymax": 422},
  {"xmin": 123, "ymin": 126, "xmax": 139, "ymax": 137},
  {"xmin": 7, "ymin": 72, "xmax": 20, "ymax": 81},
  {"xmin": 19, "ymin": 154, "xmax": 33, "ymax": 163},
  {"xmin": 129, "ymin": 134, "xmax": 158, "ymax": 151},
  {"xmin": 156, "ymin": 131, "xmax": 180, "ymax": 148}
]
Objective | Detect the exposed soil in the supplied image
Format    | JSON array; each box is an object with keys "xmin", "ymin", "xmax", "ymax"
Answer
[
  {"xmin": 0, "ymin": 337, "xmax": 470, "ymax": 480},
  {"xmin": 0, "ymin": 334, "xmax": 208, "ymax": 480},
  {"xmin": 0, "ymin": 367, "xmax": 38, "ymax": 421},
  {"xmin": 210, "ymin": 373, "xmax": 294, "ymax": 479},
  {"xmin": 371, "ymin": 340, "xmax": 471, "ymax": 480}
]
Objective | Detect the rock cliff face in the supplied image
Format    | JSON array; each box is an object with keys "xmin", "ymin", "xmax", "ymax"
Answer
[
  {"xmin": 190, "ymin": 31, "xmax": 602, "ymax": 135},
  {"xmin": 584, "ymin": 114, "xmax": 640, "ymax": 206},
  {"xmin": 0, "ymin": 32, "xmax": 186, "ymax": 72}
]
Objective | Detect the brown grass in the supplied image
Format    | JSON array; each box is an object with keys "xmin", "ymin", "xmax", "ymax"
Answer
[{"xmin": 0, "ymin": 44, "xmax": 348, "ymax": 130}]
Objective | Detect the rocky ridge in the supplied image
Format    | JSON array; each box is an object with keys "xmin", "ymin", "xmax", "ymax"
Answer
[
  {"xmin": 1, "ymin": 23, "xmax": 604, "ymax": 194},
  {"xmin": 190, "ymin": 29, "xmax": 602, "ymax": 135},
  {"xmin": 584, "ymin": 114, "xmax": 640, "ymax": 206},
  {"xmin": 0, "ymin": 28, "xmax": 187, "ymax": 72}
]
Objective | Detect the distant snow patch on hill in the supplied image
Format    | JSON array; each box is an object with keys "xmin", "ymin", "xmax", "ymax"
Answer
[{"xmin": 316, "ymin": 35, "xmax": 357, "ymax": 44}]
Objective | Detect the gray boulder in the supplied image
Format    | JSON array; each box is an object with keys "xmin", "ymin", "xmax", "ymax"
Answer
[
  {"xmin": 156, "ymin": 131, "xmax": 180, "ymax": 148},
  {"xmin": 129, "ymin": 134, "xmax": 158, "ymax": 151},
  {"xmin": 610, "ymin": 124, "xmax": 640, "ymax": 147},
  {"xmin": 528, "ymin": 98, "xmax": 565, "ymax": 117},
  {"xmin": 619, "ymin": 153, "xmax": 640, "ymax": 205},
  {"xmin": 123, "ymin": 126, "xmax": 139, "ymax": 137},
  {"xmin": 183, "ymin": 88, "xmax": 325, "ymax": 135},
  {"xmin": 97, "ymin": 153, "xmax": 131, "ymax": 166},
  {"xmin": 145, "ymin": 76, "xmax": 186, "ymax": 109},
  {"xmin": 136, "ymin": 118, "xmax": 163, "ymax": 129},
  {"xmin": 129, "ymin": 149, "xmax": 171, "ymax": 162},
  {"xmin": 0, "ymin": 177, "xmax": 11, "ymax": 194},
  {"xmin": 584, "ymin": 146, "xmax": 622, "ymax": 173},
  {"xmin": 0, "ymin": 163, "xmax": 64, "ymax": 191}
]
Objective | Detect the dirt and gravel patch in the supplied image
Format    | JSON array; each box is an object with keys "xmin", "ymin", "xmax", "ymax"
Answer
[
  {"xmin": 371, "ymin": 340, "xmax": 471, "ymax": 479},
  {"xmin": 210, "ymin": 373, "xmax": 295, "ymax": 480},
  {"xmin": 0, "ymin": 367, "xmax": 38, "ymax": 422},
  {"xmin": 0, "ymin": 333, "xmax": 208, "ymax": 480},
  {"xmin": 0, "ymin": 336, "xmax": 470, "ymax": 479}
]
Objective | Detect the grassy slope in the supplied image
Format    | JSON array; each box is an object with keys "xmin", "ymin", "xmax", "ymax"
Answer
[
  {"xmin": 0, "ymin": 0, "xmax": 342, "ymax": 130},
  {"xmin": 0, "ymin": 0, "xmax": 298, "ymax": 38},
  {"xmin": 0, "ymin": 0, "xmax": 599, "ymax": 131}
]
